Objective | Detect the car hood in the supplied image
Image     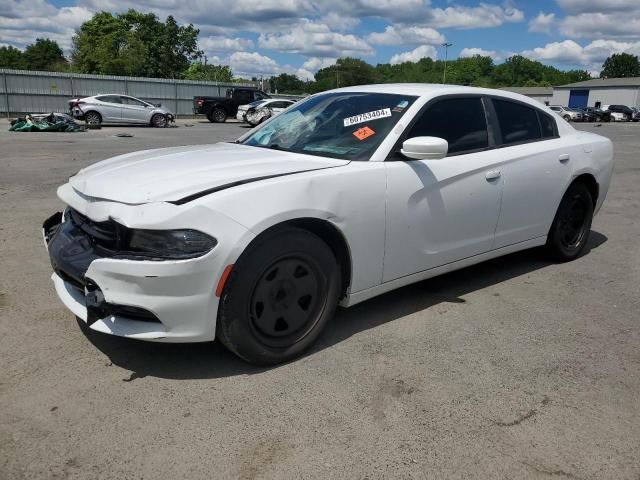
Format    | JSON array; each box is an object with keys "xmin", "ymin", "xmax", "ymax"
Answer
[{"xmin": 69, "ymin": 143, "xmax": 349, "ymax": 204}]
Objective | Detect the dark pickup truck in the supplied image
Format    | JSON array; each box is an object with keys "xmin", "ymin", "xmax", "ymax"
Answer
[{"xmin": 193, "ymin": 87, "xmax": 270, "ymax": 123}]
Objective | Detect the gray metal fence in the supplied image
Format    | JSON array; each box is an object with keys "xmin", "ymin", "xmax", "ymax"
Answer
[{"xmin": 0, "ymin": 69, "xmax": 259, "ymax": 117}]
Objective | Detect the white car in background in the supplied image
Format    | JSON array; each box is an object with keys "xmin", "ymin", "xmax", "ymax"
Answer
[
  {"xmin": 549, "ymin": 105, "xmax": 583, "ymax": 122},
  {"xmin": 44, "ymin": 84, "xmax": 613, "ymax": 365},
  {"xmin": 69, "ymin": 94, "xmax": 175, "ymax": 127},
  {"xmin": 236, "ymin": 98, "xmax": 295, "ymax": 126}
]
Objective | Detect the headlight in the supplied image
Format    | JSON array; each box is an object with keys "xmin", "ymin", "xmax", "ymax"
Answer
[{"xmin": 127, "ymin": 229, "xmax": 217, "ymax": 259}]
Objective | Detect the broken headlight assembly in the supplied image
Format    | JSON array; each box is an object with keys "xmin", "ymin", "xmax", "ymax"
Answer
[{"xmin": 126, "ymin": 229, "xmax": 217, "ymax": 260}]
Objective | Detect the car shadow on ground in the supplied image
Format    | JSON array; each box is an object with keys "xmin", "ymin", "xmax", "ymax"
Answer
[{"xmin": 80, "ymin": 231, "xmax": 608, "ymax": 381}]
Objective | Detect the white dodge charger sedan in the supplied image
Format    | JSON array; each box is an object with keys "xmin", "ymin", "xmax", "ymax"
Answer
[{"xmin": 44, "ymin": 84, "xmax": 614, "ymax": 364}]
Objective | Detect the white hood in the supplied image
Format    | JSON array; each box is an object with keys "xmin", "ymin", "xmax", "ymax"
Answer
[{"xmin": 69, "ymin": 143, "xmax": 349, "ymax": 204}]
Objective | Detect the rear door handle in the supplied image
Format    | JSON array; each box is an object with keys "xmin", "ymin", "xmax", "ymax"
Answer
[
  {"xmin": 559, "ymin": 154, "xmax": 570, "ymax": 163},
  {"xmin": 485, "ymin": 170, "xmax": 501, "ymax": 181}
]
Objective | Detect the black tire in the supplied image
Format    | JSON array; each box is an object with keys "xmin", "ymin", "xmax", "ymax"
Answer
[
  {"xmin": 151, "ymin": 113, "xmax": 167, "ymax": 128},
  {"xmin": 546, "ymin": 182, "xmax": 594, "ymax": 261},
  {"xmin": 563, "ymin": 114, "xmax": 571, "ymax": 122},
  {"xmin": 85, "ymin": 111, "xmax": 102, "ymax": 127},
  {"xmin": 208, "ymin": 108, "xmax": 227, "ymax": 123},
  {"xmin": 217, "ymin": 227, "xmax": 341, "ymax": 365}
]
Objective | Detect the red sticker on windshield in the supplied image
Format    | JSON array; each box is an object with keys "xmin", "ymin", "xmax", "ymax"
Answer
[{"xmin": 353, "ymin": 126, "xmax": 375, "ymax": 141}]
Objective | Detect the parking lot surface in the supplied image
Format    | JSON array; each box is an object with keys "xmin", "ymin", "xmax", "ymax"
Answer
[{"xmin": 1, "ymin": 120, "xmax": 639, "ymax": 479}]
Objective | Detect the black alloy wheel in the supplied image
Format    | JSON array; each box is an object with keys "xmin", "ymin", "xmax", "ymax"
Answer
[
  {"xmin": 213, "ymin": 108, "xmax": 227, "ymax": 123},
  {"xmin": 546, "ymin": 182, "xmax": 594, "ymax": 261}
]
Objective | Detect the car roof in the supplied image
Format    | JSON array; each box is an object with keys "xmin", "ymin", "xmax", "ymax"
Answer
[{"xmin": 330, "ymin": 83, "xmax": 560, "ymax": 108}]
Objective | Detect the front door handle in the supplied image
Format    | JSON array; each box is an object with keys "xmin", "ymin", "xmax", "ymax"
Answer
[
  {"xmin": 485, "ymin": 170, "xmax": 501, "ymax": 181},
  {"xmin": 559, "ymin": 154, "xmax": 570, "ymax": 163}
]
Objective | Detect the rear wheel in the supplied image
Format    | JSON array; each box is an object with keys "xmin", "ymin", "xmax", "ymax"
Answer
[
  {"xmin": 208, "ymin": 108, "xmax": 227, "ymax": 123},
  {"xmin": 546, "ymin": 182, "xmax": 594, "ymax": 261},
  {"xmin": 85, "ymin": 111, "xmax": 102, "ymax": 127},
  {"xmin": 217, "ymin": 227, "xmax": 341, "ymax": 365},
  {"xmin": 151, "ymin": 113, "xmax": 167, "ymax": 128}
]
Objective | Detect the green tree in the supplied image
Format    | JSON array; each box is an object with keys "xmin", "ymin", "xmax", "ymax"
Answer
[
  {"xmin": 183, "ymin": 62, "xmax": 233, "ymax": 82},
  {"xmin": 601, "ymin": 53, "xmax": 640, "ymax": 78},
  {"xmin": 306, "ymin": 54, "xmax": 591, "ymax": 93},
  {"xmin": 311, "ymin": 57, "xmax": 378, "ymax": 93},
  {"xmin": 0, "ymin": 46, "xmax": 25, "ymax": 69},
  {"xmin": 445, "ymin": 55, "xmax": 494, "ymax": 85},
  {"xmin": 72, "ymin": 10, "xmax": 201, "ymax": 78},
  {"xmin": 23, "ymin": 38, "xmax": 67, "ymax": 70},
  {"xmin": 269, "ymin": 73, "xmax": 305, "ymax": 93}
]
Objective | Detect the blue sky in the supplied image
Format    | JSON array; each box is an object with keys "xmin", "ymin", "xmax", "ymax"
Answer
[{"xmin": 3, "ymin": 0, "xmax": 640, "ymax": 78}]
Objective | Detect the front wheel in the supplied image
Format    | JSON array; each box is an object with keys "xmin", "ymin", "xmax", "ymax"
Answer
[
  {"xmin": 217, "ymin": 227, "xmax": 341, "ymax": 365},
  {"xmin": 563, "ymin": 115, "xmax": 571, "ymax": 122},
  {"xmin": 546, "ymin": 182, "xmax": 594, "ymax": 261},
  {"xmin": 151, "ymin": 113, "xmax": 167, "ymax": 128}
]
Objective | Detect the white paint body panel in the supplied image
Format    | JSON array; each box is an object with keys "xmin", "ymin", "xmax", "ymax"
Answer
[{"xmin": 48, "ymin": 84, "xmax": 614, "ymax": 342}]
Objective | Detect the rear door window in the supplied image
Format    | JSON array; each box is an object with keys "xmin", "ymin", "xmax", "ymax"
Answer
[
  {"xmin": 493, "ymin": 99, "xmax": 542, "ymax": 145},
  {"xmin": 405, "ymin": 97, "xmax": 489, "ymax": 155},
  {"xmin": 97, "ymin": 95, "xmax": 122, "ymax": 104},
  {"xmin": 122, "ymin": 96, "xmax": 147, "ymax": 107}
]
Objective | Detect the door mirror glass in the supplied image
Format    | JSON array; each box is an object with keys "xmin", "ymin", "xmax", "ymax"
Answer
[{"xmin": 401, "ymin": 136, "xmax": 448, "ymax": 160}]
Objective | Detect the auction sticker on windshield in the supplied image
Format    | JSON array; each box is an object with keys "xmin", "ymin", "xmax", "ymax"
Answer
[{"xmin": 343, "ymin": 108, "xmax": 392, "ymax": 127}]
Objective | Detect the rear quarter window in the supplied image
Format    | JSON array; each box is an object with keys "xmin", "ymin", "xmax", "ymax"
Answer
[
  {"xmin": 493, "ymin": 99, "xmax": 542, "ymax": 145},
  {"xmin": 538, "ymin": 112, "xmax": 557, "ymax": 139}
]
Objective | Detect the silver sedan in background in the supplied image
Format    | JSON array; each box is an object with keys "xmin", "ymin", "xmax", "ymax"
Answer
[{"xmin": 69, "ymin": 94, "xmax": 175, "ymax": 127}]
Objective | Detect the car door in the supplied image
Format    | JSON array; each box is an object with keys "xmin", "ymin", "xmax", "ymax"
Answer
[
  {"xmin": 488, "ymin": 98, "xmax": 574, "ymax": 248},
  {"xmin": 95, "ymin": 95, "xmax": 123, "ymax": 122},
  {"xmin": 383, "ymin": 96, "xmax": 504, "ymax": 282},
  {"xmin": 121, "ymin": 96, "xmax": 151, "ymax": 123}
]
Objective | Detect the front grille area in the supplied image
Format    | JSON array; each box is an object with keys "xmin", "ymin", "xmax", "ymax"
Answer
[{"xmin": 68, "ymin": 208, "xmax": 126, "ymax": 253}]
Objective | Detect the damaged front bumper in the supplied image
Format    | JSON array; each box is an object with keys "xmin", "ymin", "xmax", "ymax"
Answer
[{"xmin": 42, "ymin": 209, "xmax": 226, "ymax": 342}]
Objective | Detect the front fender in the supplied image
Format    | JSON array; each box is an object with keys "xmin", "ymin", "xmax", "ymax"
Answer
[{"xmin": 199, "ymin": 162, "xmax": 387, "ymax": 294}]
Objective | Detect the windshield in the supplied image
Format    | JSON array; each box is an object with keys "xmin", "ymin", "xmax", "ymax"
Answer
[{"xmin": 241, "ymin": 92, "xmax": 417, "ymax": 161}]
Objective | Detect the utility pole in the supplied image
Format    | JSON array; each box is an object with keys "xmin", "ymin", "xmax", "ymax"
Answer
[
  {"xmin": 336, "ymin": 69, "xmax": 340, "ymax": 88},
  {"xmin": 441, "ymin": 42, "xmax": 453, "ymax": 84}
]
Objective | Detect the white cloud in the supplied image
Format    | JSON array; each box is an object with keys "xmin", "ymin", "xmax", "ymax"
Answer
[
  {"xmin": 320, "ymin": 12, "xmax": 359, "ymax": 32},
  {"xmin": 521, "ymin": 39, "xmax": 640, "ymax": 71},
  {"xmin": 200, "ymin": 36, "xmax": 254, "ymax": 53},
  {"xmin": 427, "ymin": 4, "xmax": 524, "ymax": 29},
  {"xmin": 367, "ymin": 25, "xmax": 444, "ymax": 46},
  {"xmin": 229, "ymin": 51, "xmax": 283, "ymax": 77},
  {"xmin": 528, "ymin": 12, "xmax": 555, "ymax": 34},
  {"xmin": 389, "ymin": 44, "xmax": 438, "ymax": 65},
  {"xmin": 295, "ymin": 56, "xmax": 337, "ymax": 81},
  {"xmin": 553, "ymin": 0, "xmax": 640, "ymax": 39},
  {"xmin": 556, "ymin": 0, "xmax": 639, "ymax": 15},
  {"xmin": 560, "ymin": 13, "xmax": 640, "ymax": 39},
  {"xmin": 258, "ymin": 19, "xmax": 374, "ymax": 57},
  {"xmin": 459, "ymin": 47, "xmax": 508, "ymax": 62},
  {"xmin": 0, "ymin": 5, "xmax": 92, "ymax": 50}
]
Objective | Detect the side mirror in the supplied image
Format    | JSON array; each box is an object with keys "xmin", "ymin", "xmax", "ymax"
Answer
[{"xmin": 401, "ymin": 136, "xmax": 448, "ymax": 160}]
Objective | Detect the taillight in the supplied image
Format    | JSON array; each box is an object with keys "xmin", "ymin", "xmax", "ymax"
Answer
[{"xmin": 196, "ymin": 99, "xmax": 203, "ymax": 107}]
